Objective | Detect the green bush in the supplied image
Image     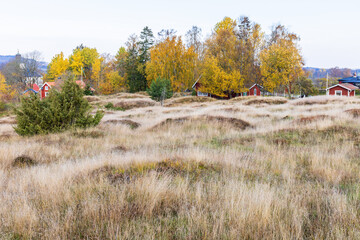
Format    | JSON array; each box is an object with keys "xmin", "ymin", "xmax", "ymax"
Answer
[
  {"xmin": 84, "ymin": 84, "xmax": 93, "ymax": 95},
  {"xmin": 104, "ymin": 102, "xmax": 125, "ymax": 111},
  {"xmin": 14, "ymin": 76, "xmax": 104, "ymax": 136},
  {"xmin": 0, "ymin": 101, "xmax": 6, "ymax": 112},
  {"xmin": 147, "ymin": 77, "xmax": 173, "ymax": 102}
]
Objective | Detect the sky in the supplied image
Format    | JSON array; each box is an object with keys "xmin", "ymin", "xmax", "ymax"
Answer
[{"xmin": 0, "ymin": 0, "xmax": 359, "ymax": 68}]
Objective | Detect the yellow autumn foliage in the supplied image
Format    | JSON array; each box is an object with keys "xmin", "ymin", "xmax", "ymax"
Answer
[
  {"xmin": 214, "ymin": 17, "xmax": 236, "ymax": 34},
  {"xmin": 0, "ymin": 72, "xmax": 16, "ymax": 100},
  {"xmin": 45, "ymin": 52, "xmax": 69, "ymax": 81},
  {"xmin": 146, "ymin": 36, "xmax": 197, "ymax": 92},
  {"xmin": 260, "ymin": 38, "xmax": 304, "ymax": 94},
  {"xmin": 99, "ymin": 71, "xmax": 125, "ymax": 95},
  {"xmin": 200, "ymin": 18, "xmax": 245, "ymax": 97}
]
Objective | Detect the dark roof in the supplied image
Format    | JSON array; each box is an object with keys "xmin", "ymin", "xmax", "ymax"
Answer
[
  {"xmin": 22, "ymin": 89, "xmax": 38, "ymax": 94},
  {"xmin": 338, "ymin": 76, "xmax": 360, "ymax": 83}
]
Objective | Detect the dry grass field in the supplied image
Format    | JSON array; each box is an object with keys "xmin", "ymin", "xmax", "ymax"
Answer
[{"xmin": 1, "ymin": 94, "xmax": 360, "ymax": 239}]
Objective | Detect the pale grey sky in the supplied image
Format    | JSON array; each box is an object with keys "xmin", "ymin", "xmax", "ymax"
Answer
[{"xmin": 0, "ymin": 0, "xmax": 359, "ymax": 68}]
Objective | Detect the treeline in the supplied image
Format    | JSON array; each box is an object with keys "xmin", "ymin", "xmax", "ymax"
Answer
[{"xmin": 1, "ymin": 16, "xmax": 313, "ymax": 100}]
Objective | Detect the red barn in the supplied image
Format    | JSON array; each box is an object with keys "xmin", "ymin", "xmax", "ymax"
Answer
[{"xmin": 326, "ymin": 83, "xmax": 358, "ymax": 97}]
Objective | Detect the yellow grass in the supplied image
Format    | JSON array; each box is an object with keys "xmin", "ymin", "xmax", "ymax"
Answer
[{"xmin": 1, "ymin": 95, "xmax": 360, "ymax": 239}]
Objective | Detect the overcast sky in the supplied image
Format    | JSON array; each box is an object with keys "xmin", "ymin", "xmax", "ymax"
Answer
[{"xmin": 0, "ymin": 0, "xmax": 359, "ymax": 68}]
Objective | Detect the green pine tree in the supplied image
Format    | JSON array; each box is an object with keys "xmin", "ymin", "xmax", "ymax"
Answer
[{"xmin": 147, "ymin": 77, "xmax": 173, "ymax": 102}]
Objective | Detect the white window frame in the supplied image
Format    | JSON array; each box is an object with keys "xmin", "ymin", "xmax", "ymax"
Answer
[
  {"xmin": 335, "ymin": 90, "xmax": 342, "ymax": 96},
  {"xmin": 45, "ymin": 92, "xmax": 49, "ymax": 97},
  {"xmin": 254, "ymin": 88, "xmax": 257, "ymax": 96},
  {"xmin": 45, "ymin": 86, "xmax": 48, "ymax": 90}
]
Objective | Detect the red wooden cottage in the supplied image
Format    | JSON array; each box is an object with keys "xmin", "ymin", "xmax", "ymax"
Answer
[
  {"xmin": 326, "ymin": 83, "xmax": 358, "ymax": 97},
  {"xmin": 39, "ymin": 80, "xmax": 95, "ymax": 99},
  {"xmin": 245, "ymin": 84, "xmax": 263, "ymax": 96},
  {"xmin": 40, "ymin": 82, "xmax": 56, "ymax": 99}
]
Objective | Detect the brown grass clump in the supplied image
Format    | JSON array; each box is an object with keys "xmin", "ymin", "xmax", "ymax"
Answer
[
  {"xmin": 294, "ymin": 115, "xmax": 331, "ymax": 124},
  {"xmin": 164, "ymin": 96, "xmax": 216, "ymax": 107},
  {"xmin": 73, "ymin": 129, "xmax": 105, "ymax": 138},
  {"xmin": 243, "ymin": 97, "xmax": 288, "ymax": 105},
  {"xmin": 0, "ymin": 116, "xmax": 16, "ymax": 124},
  {"xmin": 152, "ymin": 115, "xmax": 251, "ymax": 130},
  {"xmin": 91, "ymin": 159, "xmax": 222, "ymax": 184},
  {"xmin": 104, "ymin": 119, "xmax": 141, "ymax": 129},
  {"xmin": 114, "ymin": 99, "xmax": 156, "ymax": 109},
  {"xmin": 345, "ymin": 109, "xmax": 360, "ymax": 117},
  {"xmin": 12, "ymin": 155, "xmax": 37, "ymax": 168},
  {"xmin": 83, "ymin": 96, "xmax": 100, "ymax": 102},
  {"xmin": 110, "ymin": 145, "xmax": 128, "ymax": 153},
  {"xmin": 115, "ymin": 93, "xmax": 149, "ymax": 99}
]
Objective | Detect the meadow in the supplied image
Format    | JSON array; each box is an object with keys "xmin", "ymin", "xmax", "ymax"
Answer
[{"xmin": 1, "ymin": 94, "xmax": 360, "ymax": 239}]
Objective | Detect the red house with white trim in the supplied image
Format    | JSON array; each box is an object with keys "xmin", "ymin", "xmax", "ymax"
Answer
[
  {"xmin": 247, "ymin": 84, "xmax": 263, "ymax": 96},
  {"xmin": 40, "ymin": 82, "xmax": 56, "ymax": 99},
  {"xmin": 326, "ymin": 83, "xmax": 358, "ymax": 97},
  {"xmin": 39, "ymin": 80, "xmax": 94, "ymax": 99}
]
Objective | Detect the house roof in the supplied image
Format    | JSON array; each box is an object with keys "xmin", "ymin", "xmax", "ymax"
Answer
[
  {"xmin": 327, "ymin": 83, "xmax": 359, "ymax": 91},
  {"xmin": 249, "ymin": 84, "xmax": 263, "ymax": 89},
  {"xmin": 338, "ymin": 76, "xmax": 360, "ymax": 83},
  {"xmin": 22, "ymin": 89, "xmax": 38, "ymax": 94},
  {"xmin": 191, "ymin": 75, "xmax": 203, "ymax": 89},
  {"xmin": 40, "ymin": 80, "xmax": 95, "ymax": 92},
  {"xmin": 31, "ymin": 84, "xmax": 40, "ymax": 92}
]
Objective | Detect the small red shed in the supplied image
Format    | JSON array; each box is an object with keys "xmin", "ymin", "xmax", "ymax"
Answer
[
  {"xmin": 326, "ymin": 83, "xmax": 358, "ymax": 97},
  {"xmin": 192, "ymin": 79, "xmax": 209, "ymax": 97},
  {"xmin": 247, "ymin": 84, "xmax": 263, "ymax": 96},
  {"xmin": 40, "ymin": 82, "xmax": 56, "ymax": 99}
]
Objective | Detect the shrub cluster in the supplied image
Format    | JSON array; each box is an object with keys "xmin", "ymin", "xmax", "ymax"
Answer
[{"xmin": 14, "ymin": 77, "xmax": 103, "ymax": 136}]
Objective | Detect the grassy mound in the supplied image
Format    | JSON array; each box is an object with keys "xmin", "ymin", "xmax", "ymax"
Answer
[
  {"xmin": 243, "ymin": 97, "xmax": 288, "ymax": 105},
  {"xmin": 345, "ymin": 109, "xmax": 360, "ymax": 117},
  {"xmin": 152, "ymin": 115, "xmax": 251, "ymax": 130},
  {"xmin": 12, "ymin": 155, "xmax": 37, "ymax": 168},
  {"xmin": 104, "ymin": 119, "xmax": 141, "ymax": 129},
  {"xmin": 164, "ymin": 96, "xmax": 216, "ymax": 107},
  {"xmin": 91, "ymin": 159, "xmax": 222, "ymax": 184},
  {"xmin": 113, "ymin": 99, "xmax": 156, "ymax": 110}
]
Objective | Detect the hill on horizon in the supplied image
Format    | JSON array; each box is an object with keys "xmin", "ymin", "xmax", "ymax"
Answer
[{"xmin": 0, "ymin": 55, "xmax": 48, "ymax": 73}]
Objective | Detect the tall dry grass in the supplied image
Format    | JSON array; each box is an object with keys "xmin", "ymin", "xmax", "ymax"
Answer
[{"xmin": 1, "ymin": 95, "xmax": 360, "ymax": 239}]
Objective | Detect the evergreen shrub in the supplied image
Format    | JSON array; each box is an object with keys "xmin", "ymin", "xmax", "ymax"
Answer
[
  {"xmin": 14, "ymin": 76, "xmax": 103, "ymax": 136},
  {"xmin": 147, "ymin": 77, "xmax": 173, "ymax": 102}
]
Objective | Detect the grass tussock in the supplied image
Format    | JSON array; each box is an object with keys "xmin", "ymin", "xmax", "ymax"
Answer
[
  {"xmin": 113, "ymin": 98, "xmax": 156, "ymax": 110},
  {"xmin": 345, "ymin": 108, "xmax": 360, "ymax": 117},
  {"xmin": 103, "ymin": 119, "xmax": 141, "ymax": 129},
  {"xmin": 152, "ymin": 115, "xmax": 251, "ymax": 130},
  {"xmin": 12, "ymin": 155, "xmax": 37, "ymax": 168},
  {"xmin": 2, "ymin": 93, "xmax": 360, "ymax": 238},
  {"xmin": 243, "ymin": 97, "xmax": 288, "ymax": 105},
  {"xmin": 83, "ymin": 96, "xmax": 100, "ymax": 102},
  {"xmin": 164, "ymin": 96, "xmax": 216, "ymax": 107},
  {"xmin": 294, "ymin": 114, "xmax": 332, "ymax": 124}
]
